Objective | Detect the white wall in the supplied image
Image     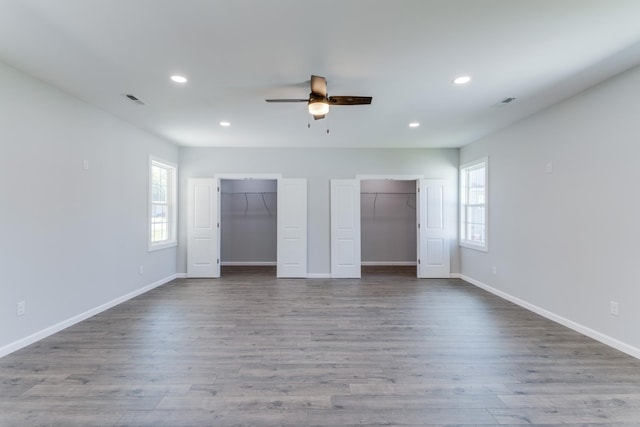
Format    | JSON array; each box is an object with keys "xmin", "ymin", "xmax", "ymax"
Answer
[
  {"xmin": 460, "ymin": 64, "xmax": 640, "ymax": 356},
  {"xmin": 0, "ymin": 61, "xmax": 178, "ymax": 354},
  {"xmin": 178, "ymin": 147, "xmax": 459, "ymax": 276}
]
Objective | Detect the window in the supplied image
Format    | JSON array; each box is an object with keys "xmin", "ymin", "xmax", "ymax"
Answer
[
  {"xmin": 460, "ymin": 158, "xmax": 488, "ymax": 251},
  {"xmin": 149, "ymin": 157, "xmax": 177, "ymax": 251}
]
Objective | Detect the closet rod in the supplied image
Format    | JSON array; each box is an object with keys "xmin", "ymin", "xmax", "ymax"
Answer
[
  {"xmin": 221, "ymin": 191, "xmax": 274, "ymax": 216},
  {"xmin": 363, "ymin": 192, "xmax": 416, "ymax": 217}
]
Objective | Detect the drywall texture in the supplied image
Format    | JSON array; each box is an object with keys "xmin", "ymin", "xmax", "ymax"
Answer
[
  {"xmin": 220, "ymin": 179, "xmax": 277, "ymax": 264},
  {"xmin": 460, "ymin": 64, "xmax": 640, "ymax": 351},
  {"xmin": 178, "ymin": 147, "xmax": 459, "ymax": 276},
  {"xmin": 0, "ymin": 61, "xmax": 178, "ymax": 351}
]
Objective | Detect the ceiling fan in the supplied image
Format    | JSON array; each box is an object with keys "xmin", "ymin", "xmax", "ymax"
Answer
[{"xmin": 265, "ymin": 75, "xmax": 372, "ymax": 120}]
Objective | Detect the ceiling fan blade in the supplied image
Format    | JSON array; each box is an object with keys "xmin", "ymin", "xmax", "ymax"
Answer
[
  {"xmin": 313, "ymin": 114, "xmax": 325, "ymax": 120},
  {"xmin": 328, "ymin": 96, "xmax": 372, "ymax": 105},
  {"xmin": 265, "ymin": 99, "xmax": 308, "ymax": 103},
  {"xmin": 310, "ymin": 75, "xmax": 327, "ymax": 96}
]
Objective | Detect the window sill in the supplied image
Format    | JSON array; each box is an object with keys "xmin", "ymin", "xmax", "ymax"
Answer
[
  {"xmin": 148, "ymin": 240, "xmax": 177, "ymax": 252},
  {"xmin": 459, "ymin": 241, "xmax": 488, "ymax": 252}
]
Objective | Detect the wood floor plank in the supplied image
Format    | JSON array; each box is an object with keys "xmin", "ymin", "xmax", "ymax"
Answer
[
  {"xmin": 498, "ymin": 393, "xmax": 640, "ymax": 409},
  {"xmin": 1, "ymin": 266, "xmax": 639, "ymax": 426}
]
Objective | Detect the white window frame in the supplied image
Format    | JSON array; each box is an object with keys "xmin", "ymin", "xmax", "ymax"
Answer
[
  {"xmin": 459, "ymin": 157, "xmax": 488, "ymax": 252},
  {"xmin": 149, "ymin": 156, "xmax": 178, "ymax": 251}
]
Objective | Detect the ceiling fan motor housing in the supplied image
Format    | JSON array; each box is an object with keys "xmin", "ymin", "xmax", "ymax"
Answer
[{"xmin": 309, "ymin": 92, "xmax": 329, "ymax": 103}]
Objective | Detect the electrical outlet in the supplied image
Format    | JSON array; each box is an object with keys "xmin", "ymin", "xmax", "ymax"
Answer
[
  {"xmin": 492, "ymin": 266, "xmax": 497, "ymax": 275},
  {"xmin": 610, "ymin": 301, "xmax": 619, "ymax": 316},
  {"xmin": 545, "ymin": 161, "xmax": 553, "ymax": 174},
  {"xmin": 16, "ymin": 301, "xmax": 25, "ymax": 316},
  {"xmin": 139, "ymin": 265, "xmax": 144, "ymax": 275}
]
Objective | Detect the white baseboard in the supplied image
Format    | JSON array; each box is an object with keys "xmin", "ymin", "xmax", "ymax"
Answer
[
  {"xmin": 307, "ymin": 273, "xmax": 331, "ymax": 279},
  {"xmin": 460, "ymin": 274, "xmax": 640, "ymax": 360},
  {"xmin": 221, "ymin": 262, "xmax": 277, "ymax": 266},
  {"xmin": 361, "ymin": 261, "xmax": 417, "ymax": 266},
  {"xmin": 178, "ymin": 270, "xmax": 457, "ymax": 279},
  {"xmin": 309, "ymin": 271, "xmax": 459, "ymax": 279},
  {"xmin": 0, "ymin": 274, "xmax": 179, "ymax": 359}
]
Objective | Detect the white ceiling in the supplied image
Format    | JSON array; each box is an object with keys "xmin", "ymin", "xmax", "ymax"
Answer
[{"xmin": 2, "ymin": 0, "xmax": 640, "ymax": 149}]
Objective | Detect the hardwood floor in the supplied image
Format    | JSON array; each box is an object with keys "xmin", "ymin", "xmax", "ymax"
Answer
[{"xmin": 2, "ymin": 266, "xmax": 640, "ymax": 426}]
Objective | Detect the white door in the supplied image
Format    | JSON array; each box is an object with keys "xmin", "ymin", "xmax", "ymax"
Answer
[
  {"xmin": 277, "ymin": 179, "xmax": 307, "ymax": 278},
  {"xmin": 187, "ymin": 178, "xmax": 220, "ymax": 278},
  {"xmin": 331, "ymin": 179, "xmax": 361, "ymax": 278},
  {"xmin": 417, "ymin": 179, "xmax": 450, "ymax": 278}
]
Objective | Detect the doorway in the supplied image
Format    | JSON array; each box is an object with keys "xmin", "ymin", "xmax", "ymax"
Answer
[
  {"xmin": 220, "ymin": 179, "xmax": 277, "ymax": 271},
  {"xmin": 360, "ymin": 179, "xmax": 417, "ymax": 277},
  {"xmin": 187, "ymin": 175, "xmax": 307, "ymax": 278},
  {"xmin": 330, "ymin": 176, "xmax": 450, "ymax": 279}
]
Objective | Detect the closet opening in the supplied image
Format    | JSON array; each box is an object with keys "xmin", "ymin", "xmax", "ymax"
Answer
[
  {"xmin": 360, "ymin": 179, "xmax": 417, "ymax": 277},
  {"xmin": 220, "ymin": 179, "xmax": 277, "ymax": 276}
]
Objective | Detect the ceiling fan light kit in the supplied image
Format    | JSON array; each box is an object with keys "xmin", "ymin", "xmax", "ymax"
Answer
[
  {"xmin": 308, "ymin": 99, "xmax": 330, "ymax": 116},
  {"xmin": 266, "ymin": 75, "xmax": 372, "ymax": 120}
]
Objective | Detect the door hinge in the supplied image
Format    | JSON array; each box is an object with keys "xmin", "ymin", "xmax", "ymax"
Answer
[
  {"xmin": 217, "ymin": 222, "xmax": 220, "ymax": 228},
  {"xmin": 217, "ymin": 259, "xmax": 220, "ymax": 264},
  {"xmin": 418, "ymin": 223, "xmax": 420, "ymax": 229},
  {"xmin": 418, "ymin": 259, "xmax": 421, "ymax": 264},
  {"xmin": 217, "ymin": 186, "xmax": 220, "ymax": 192}
]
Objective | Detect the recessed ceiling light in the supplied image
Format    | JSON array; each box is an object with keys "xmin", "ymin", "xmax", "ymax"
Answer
[
  {"xmin": 220, "ymin": 121, "xmax": 231, "ymax": 127},
  {"xmin": 453, "ymin": 75, "xmax": 471, "ymax": 85},
  {"xmin": 409, "ymin": 122, "xmax": 420, "ymax": 128},
  {"xmin": 170, "ymin": 75, "xmax": 188, "ymax": 83}
]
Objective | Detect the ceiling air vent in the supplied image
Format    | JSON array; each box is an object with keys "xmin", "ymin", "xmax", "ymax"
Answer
[
  {"xmin": 492, "ymin": 96, "xmax": 517, "ymax": 108},
  {"xmin": 123, "ymin": 94, "xmax": 145, "ymax": 105}
]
